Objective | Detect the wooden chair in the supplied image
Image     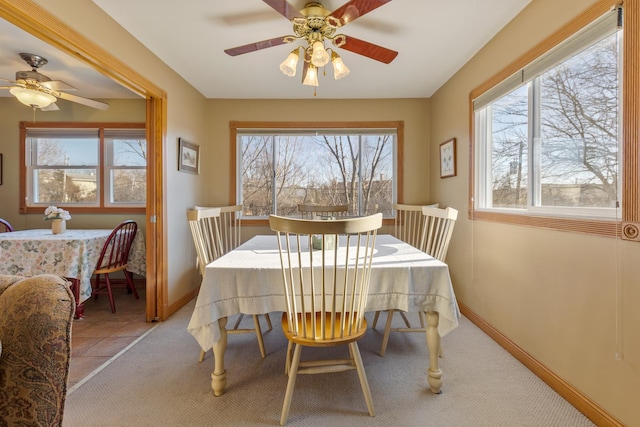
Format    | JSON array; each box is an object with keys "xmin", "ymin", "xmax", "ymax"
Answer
[
  {"xmin": 0, "ymin": 218, "xmax": 13, "ymax": 232},
  {"xmin": 372, "ymin": 203, "xmax": 437, "ymax": 336},
  {"xmin": 297, "ymin": 203, "xmax": 349, "ymax": 219},
  {"xmin": 376, "ymin": 206, "xmax": 458, "ymax": 356},
  {"xmin": 269, "ymin": 213, "xmax": 382, "ymax": 425},
  {"xmin": 393, "ymin": 203, "xmax": 439, "ymax": 248},
  {"xmin": 187, "ymin": 207, "xmax": 271, "ymax": 362},
  {"xmin": 91, "ymin": 220, "xmax": 140, "ymax": 313}
]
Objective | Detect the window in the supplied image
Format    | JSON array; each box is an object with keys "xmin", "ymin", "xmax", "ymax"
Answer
[
  {"xmin": 232, "ymin": 122, "xmax": 403, "ymax": 220},
  {"xmin": 473, "ymin": 7, "xmax": 622, "ymax": 223},
  {"xmin": 20, "ymin": 122, "xmax": 146, "ymax": 213}
]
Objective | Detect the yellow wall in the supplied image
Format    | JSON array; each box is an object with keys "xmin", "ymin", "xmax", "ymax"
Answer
[
  {"xmin": 205, "ymin": 98, "xmax": 431, "ymax": 236},
  {"xmin": 0, "ymin": 98, "xmax": 146, "ymax": 232},
  {"xmin": 430, "ymin": 0, "xmax": 639, "ymax": 424},
  {"xmin": 10, "ymin": 0, "xmax": 638, "ymax": 424},
  {"xmin": 28, "ymin": 0, "xmax": 210, "ymax": 307}
]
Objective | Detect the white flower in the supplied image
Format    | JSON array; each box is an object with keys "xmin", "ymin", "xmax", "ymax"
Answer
[{"xmin": 44, "ymin": 206, "xmax": 71, "ymax": 221}]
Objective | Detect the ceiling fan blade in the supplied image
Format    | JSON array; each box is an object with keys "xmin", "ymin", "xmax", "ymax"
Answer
[
  {"xmin": 328, "ymin": 0, "xmax": 392, "ymax": 26},
  {"xmin": 57, "ymin": 91, "xmax": 109, "ymax": 110},
  {"xmin": 40, "ymin": 80, "xmax": 77, "ymax": 92},
  {"xmin": 262, "ymin": 0, "xmax": 303, "ymax": 21},
  {"xmin": 41, "ymin": 102, "xmax": 60, "ymax": 112},
  {"xmin": 224, "ymin": 36, "xmax": 290, "ymax": 56},
  {"xmin": 339, "ymin": 35, "xmax": 398, "ymax": 64}
]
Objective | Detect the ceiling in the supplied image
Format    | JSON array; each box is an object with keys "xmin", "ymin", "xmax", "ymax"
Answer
[
  {"xmin": 0, "ymin": 18, "xmax": 136, "ymax": 103},
  {"xmin": 1, "ymin": 0, "xmax": 531, "ymax": 102}
]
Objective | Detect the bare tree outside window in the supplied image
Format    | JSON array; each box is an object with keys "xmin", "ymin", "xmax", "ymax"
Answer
[
  {"xmin": 239, "ymin": 130, "xmax": 396, "ymax": 218},
  {"xmin": 486, "ymin": 29, "xmax": 619, "ymax": 211},
  {"xmin": 24, "ymin": 126, "xmax": 146, "ymax": 209},
  {"xmin": 110, "ymin": 138, "xmax": 147, "ymax": 204}
]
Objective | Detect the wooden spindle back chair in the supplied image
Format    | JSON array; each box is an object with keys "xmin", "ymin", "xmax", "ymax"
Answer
[
  {"xmin": 376, "ymin": 206, "xmax": 458, "ymax": 356},
  {"xmin": 270, "ymin": 213, "xmax": 382, "ymax": 425},
  {"xmin": 297, "ymin": 203, "xmax": 349, "ymax": 219},
  {"xmin": 0, "ymin": 218, "xmax": 14, "ymax": 233},
  {"xmin": 187, "ymin": 206, "xmax": 270, "ymax": 361},
  {"xmin": 91, "ymin": 220, "xmax": 139, "ymax": 313}
]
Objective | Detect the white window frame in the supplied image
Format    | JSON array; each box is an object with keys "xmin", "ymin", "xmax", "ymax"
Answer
[
  {"xmin": 20, "ymin": 122, "xmax": 146, "ymax": 213},
  {"xmin": 473, "ymin": 7, "xmax": 622, "ymax": 221},
  {"xmin": 231, "ymin": 121, "xmax": 403, "ymax": 222}
]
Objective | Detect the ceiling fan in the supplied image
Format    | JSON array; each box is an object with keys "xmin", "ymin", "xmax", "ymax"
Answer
[
  {"xmin": 224, "ymin": 0, "xmax": 398, "ymax": 87},
  {"xmin": 0, "ymin": 52, "xmax": 109, "ymax": 111}
]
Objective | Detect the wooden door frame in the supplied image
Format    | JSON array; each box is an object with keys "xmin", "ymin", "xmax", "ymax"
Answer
[{"xmin": 0, "ymin": 0, "xmax": 168, "ymax": 321}]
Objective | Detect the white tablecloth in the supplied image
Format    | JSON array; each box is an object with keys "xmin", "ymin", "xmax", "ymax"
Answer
[{"xmin": 188, "ymin": 234, "xmax": 460, "ymax": 352}]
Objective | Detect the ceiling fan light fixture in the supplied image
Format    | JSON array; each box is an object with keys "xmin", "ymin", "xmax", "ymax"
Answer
[
  {"xmin": 9, "ymin": 87, "xmax": 56, "ymax": 109},
  {"xmin": 279, "ymin": 49, "xmax": 300, "ymax": 77},
  {"xmin": 331, "ymin": 52, "xmax": 350, "ymax": 80},
  {"xmin": 303, "ymin": 64, "xmax": 319, "ymax": 87},
  {"xmin": 310, "ymin": 41, "xmax": 330, "ymax": 67}
]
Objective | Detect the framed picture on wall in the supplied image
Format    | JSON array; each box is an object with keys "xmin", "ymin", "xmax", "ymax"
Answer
[
  {"xmin": 178, "ymin": 138, "xmax": 199, "ymax": 174},
  {"xmin": 439, "ymin": 138, "xmax": 456, "ymax": 178}
]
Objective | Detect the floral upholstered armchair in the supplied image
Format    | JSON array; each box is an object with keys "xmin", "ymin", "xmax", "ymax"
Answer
[{"xmin": 0, "ymin": 274, "xmax": 75, "ymax": 426}]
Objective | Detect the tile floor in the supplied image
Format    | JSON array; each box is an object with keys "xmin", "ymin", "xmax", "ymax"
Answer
[{"xmin": 68, "ymin": 285, "xmax": 153, "ymax": 388}]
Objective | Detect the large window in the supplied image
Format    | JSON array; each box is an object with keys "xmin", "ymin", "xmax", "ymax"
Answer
[
  {"xmin": 474, "ymin": 7, "xmax": 622, "ymax": 220},
  {"xmin": 232, "ymin": 122, "xmax": 402, "ymax": 220},
  {"xmin": 20, "ymin": 122, "xmax": 146, "ymax": 213}
]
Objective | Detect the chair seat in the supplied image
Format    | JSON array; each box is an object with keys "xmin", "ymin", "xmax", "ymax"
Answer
[
  {"xmin": 282, "ymin": 312, "xmax": 367, "ymax": 347},
  {"xmin": 94, "ymin": 263, "xmax": 128, "ymax": 275}
]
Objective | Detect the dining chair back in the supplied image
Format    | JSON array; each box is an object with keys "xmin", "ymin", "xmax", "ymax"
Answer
[
  {"xmin": 187, "ymin": 206, "xmax": 270, "ymax": 361},
  {"xmin": 420, "ymin": 206, "xmax": 458, "ymax": 262},
  {"xmin": 0, "ymin": 218, "xmax": 13, "ymax": 233},
  {"xmin": 91, "ymin": 220, "xmax": 139, "ymax": 314},
  {"xmin": 376, "ymin": 205, "xmax": 458, "ymax": 356},
  {"xmin": 188, "ymin": 207, "xmax": 224, "ymax": 276},
  {"xmin": 393, "ymin": 203, "xmax": 438, "ymax": 248},
  {"xmin": 269, "ymin": 213, "xmax": 382, "ymax": 425},
  {"xmin": 218, "ymin": 205, "xmax": 243, "ymax": 254},
  {"xmin": 297, "ymin": 203, "xmax": 349, "ymax": 219},
  {"xmin": 372, "ymin": 203, "xmax": 437, "ymax": 332}
]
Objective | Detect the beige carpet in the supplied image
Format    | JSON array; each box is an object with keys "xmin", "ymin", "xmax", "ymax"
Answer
[{"xmin": 63, "ymin": 300, "xmax": 595, "ymax": 427}]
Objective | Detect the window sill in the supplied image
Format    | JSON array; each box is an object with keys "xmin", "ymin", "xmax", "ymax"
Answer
[
  {"xmin": 472, "ymin": 210, "xmax": 619, "ymax": 238},
  {"xmin": 20, "ymin": 206, "xmax": 146, "ymax": 215}
]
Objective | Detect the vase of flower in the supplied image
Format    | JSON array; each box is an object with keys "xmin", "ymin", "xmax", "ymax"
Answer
[
  {"xmin": 44, "ymin": 206, "xmax": 71, "ymax": 234},
  {"xmin": 51, "ymin": 218, "xmax": 66, "ymax": 234}
]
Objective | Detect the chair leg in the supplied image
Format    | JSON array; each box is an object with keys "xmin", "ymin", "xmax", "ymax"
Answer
[
  {"xmin": 263, "ymin": 313, "xmax": 273, "ymax": 331},
  {"xmin": 280, "ymin": 343, "xmax": 302, "ymax": 426},
  {"xmin": 380, "ymin": 309, "xmax": 395, "ymax": 356},
  {"xmin": 104, "ymin": 274, "xmax": 116, "ymax": 313},
  {"xmin": 399, "ymin": 311, "xmax": 412, "ymax": 328},
  {"xmin": 252, "ymin": 315, "xmax": 266, "ymax": 359},
  {"xmin": 198, "ymin": 349, "xmax": 206, "ymax": 363},
  {"xmin": 124, "ymin": 270, "xmax": 139, "ymax": 299},
  {"xmin": 372, "ymin": 311, "xmax": 381, "ymax": 328},
  {"xmin": 350, "ymin": 341, "xmax": 375, "ymax": 417},
  {"xmin": 93, "ymin": 274, "xmax": 101, "ymax": 300},
  {"xmin": 232, "ymin": 313, "xmax": 244, "ymax": 329},
  {"xmin": 284, "ymin": 340, "xmax": 293, "ymax": 375}
]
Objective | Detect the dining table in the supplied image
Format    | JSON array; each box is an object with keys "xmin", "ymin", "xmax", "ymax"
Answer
[
  {"xmin": 0, "ymin": 228, "xmax": 146, "ymax": 318},
  {"xmin": 188, "ymin": 234, "xmax": 460, "ymax": 397}
]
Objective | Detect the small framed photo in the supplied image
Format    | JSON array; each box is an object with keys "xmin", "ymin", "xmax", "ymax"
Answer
[
  {"xmin": 178, "ymin": 138, "xmax": 199, "ymax": 174},
  {"xmin": 439, "ymin": 138, "xmax": 457, "ymax": 178}
]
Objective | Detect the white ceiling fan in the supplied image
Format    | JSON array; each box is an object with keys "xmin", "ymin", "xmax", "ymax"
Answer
[{"xmin": 0, "ymin": 52, "xmax": 109, "ymax": 111}]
